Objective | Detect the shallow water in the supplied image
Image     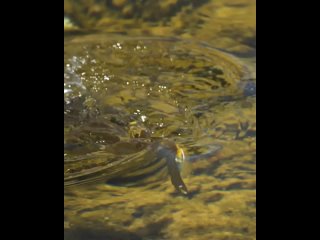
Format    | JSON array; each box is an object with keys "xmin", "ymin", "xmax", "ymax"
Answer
[{"xmin": 65, "ymin": 1, "xmax": 256, "ymax": 239}]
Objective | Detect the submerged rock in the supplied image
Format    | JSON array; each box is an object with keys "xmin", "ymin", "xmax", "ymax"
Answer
[{"xmin": 64, "ymin": 34, "xmax": 256, "ymax": 239}]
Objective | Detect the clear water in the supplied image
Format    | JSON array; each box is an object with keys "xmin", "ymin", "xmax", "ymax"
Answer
[{"xmin": 64, "ymin": 1, "xmax": 256, "ymax": 239}]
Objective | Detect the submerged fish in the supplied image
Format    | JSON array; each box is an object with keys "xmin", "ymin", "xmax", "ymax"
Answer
[{"xmin": 64, "ymin": 137, "xmax": 189, "ymax": 195}]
